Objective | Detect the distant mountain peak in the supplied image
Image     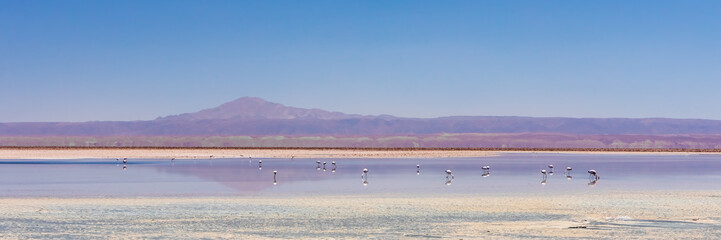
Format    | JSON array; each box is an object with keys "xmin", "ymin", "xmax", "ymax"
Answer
[{"xmin": 157, "ymin": 97, "xmax": 371, "ymax": 121}]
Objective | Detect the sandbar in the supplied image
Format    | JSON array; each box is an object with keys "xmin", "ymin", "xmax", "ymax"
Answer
[{"xmin": 1, "ymin": 147, "xmax": 718, "ymax": 160}]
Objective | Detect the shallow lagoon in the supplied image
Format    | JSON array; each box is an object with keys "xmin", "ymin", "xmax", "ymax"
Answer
[
  {"xmin": 1, "ymin": 153, "xmax": 720, "ymax": 197},
  {"xmin": 2, "ymin": 153, "xmax": 721, "ymax": 239}
]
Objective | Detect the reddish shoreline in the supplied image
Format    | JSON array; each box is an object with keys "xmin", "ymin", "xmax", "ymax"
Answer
[{"xmin": 1, "ymin": 146, "xmax": 720, "ymax": 152}]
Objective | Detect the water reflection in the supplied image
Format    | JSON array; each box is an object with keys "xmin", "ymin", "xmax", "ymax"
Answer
[{"xmin": 3, "ymin": 154, "xmax": 721, "ymax": 197}]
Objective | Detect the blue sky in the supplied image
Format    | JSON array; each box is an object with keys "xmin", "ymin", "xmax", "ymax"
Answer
[{"xmin": 1, "ymin": 0, "xmax": 720, "ymax": 122}]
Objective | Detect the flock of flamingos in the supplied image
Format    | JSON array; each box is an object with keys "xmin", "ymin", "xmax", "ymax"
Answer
[{"xmin": 114, "ymin": 155, "xmax": 602, "ymax": 186}]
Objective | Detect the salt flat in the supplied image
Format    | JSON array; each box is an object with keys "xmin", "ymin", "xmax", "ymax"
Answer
[{"xmin": 2, "ymin": 191, "xmax": 720, "ymax": 239}]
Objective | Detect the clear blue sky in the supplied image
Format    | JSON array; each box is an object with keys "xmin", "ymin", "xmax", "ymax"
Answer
[{"xmin": 1, "ymin": 0, "xmax": 720, "ymax": 122}]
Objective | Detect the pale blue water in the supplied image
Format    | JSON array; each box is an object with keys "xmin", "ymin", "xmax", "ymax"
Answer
[{"xmin": 1, "ymin": 153, "xmax": 720, "ymax": 197}]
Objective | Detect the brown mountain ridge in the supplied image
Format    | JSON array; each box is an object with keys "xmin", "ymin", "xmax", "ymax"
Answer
[{"xmin": 2, "ymin": 97, "xmax": 721, "ymax": 136}]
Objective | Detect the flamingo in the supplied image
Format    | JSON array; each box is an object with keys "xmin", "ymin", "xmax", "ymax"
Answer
[
  {"xmin": 588, "ymin": 169, "xmax": 599, "ymax": 180},
  {"xmin": 481, "ymin": 165, "xmax": 490, "ymax": 177},
  {"xmin": 445, "ymin": 170, "xmax": 454, "ymax": 185},
  {"xmin": 565, "ymin": 166, "xmax": 573, "ymax": 179},
  {"xmin": 273, "ymin": 170, "xmax": 278, "ymax": 185},
  {"xmin": 361, "ymin": 168, "xmax": 369, "ymax": 185},
  {"xmin": 445, "ymin": 170, "xmax": 454, "ymax": 180}
]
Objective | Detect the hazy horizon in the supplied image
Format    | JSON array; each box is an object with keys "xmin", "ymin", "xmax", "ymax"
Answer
[
  {"xmin": 2, "ymin": 1, "xmax": 720, "ymax": 122},
  {"xmin": 6, "ymin": 96, "xmax": 721, "ymax": 123}
]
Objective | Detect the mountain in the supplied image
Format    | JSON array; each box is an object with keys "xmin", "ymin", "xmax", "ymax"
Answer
[
  {"xmin": 2, "ymin": 97, "xmax": 721, "ymax": 136},
  {"xmin": 157, "ymin": 97, "xmax": 370, "ymax": 121}
]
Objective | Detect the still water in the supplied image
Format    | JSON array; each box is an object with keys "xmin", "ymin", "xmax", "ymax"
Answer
[{"xmin": 1, "ymin": 153, "xmax": 720, "ymax": 197}]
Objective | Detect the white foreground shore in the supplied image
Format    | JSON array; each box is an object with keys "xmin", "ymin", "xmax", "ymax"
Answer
[{"xmin": 2, "ymin": 191, "xmax": 720, "ymax": 239}]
